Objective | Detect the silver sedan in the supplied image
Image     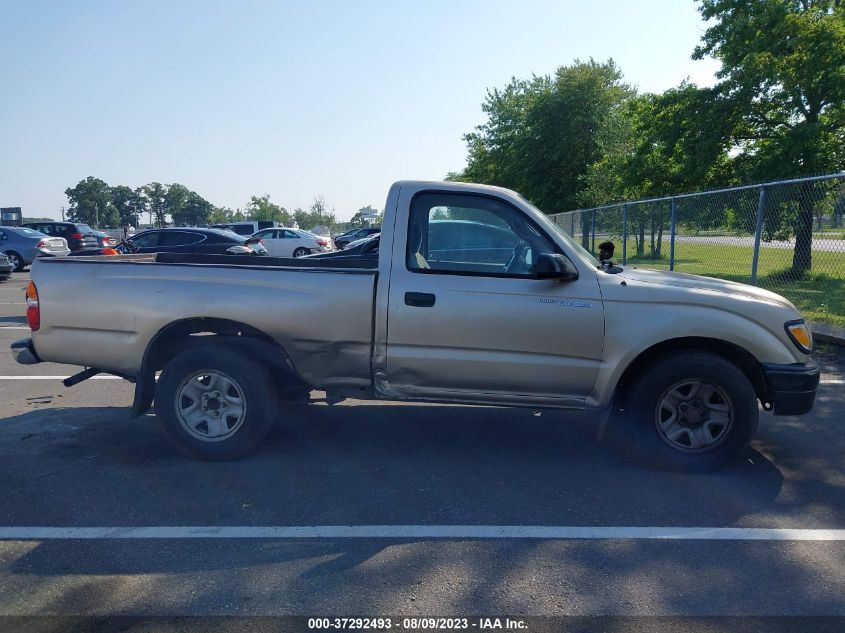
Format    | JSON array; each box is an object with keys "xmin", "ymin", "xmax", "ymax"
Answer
[{"xmin": 0, "ymin": 226, "xmax": 70, "ymax": 271}]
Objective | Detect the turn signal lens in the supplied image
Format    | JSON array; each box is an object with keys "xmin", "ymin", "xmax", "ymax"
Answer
[
  {"xmin": 26, "ymin": 281, "xmax": 40, "ymax": 331},
  {"xmin": 785, "ymin": 320, "xmax": 812, "ymax": 354}
]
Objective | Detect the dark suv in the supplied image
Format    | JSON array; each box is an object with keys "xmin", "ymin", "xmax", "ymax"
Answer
[
  {"xmin": 22, "ymin": 222, "xmax": 99, "ymax": 251},
  {"xmin": 334, "ymin": 227, "xmax": 380, "ymax": 250}
]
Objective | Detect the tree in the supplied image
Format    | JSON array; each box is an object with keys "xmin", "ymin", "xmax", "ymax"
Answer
[
  {"xmin": 209, "ymin": 206, "xmax": 235, "ymax": 224},
  {"xmin": 110, "ymin": 185, "xmax": 146, "ymax": 227},
  {"xmin": 694, "ymin": 0, "xmax": 845, "ymax": 274},
  {"xmin": 244, "ymin": 195, "xmax": 292, "ymax": 225},
  {"xmin": 293, "ymin": 196, "xmax": 338, "ymax": 231},
  {"xmin": 164, "ymin": 183, "xmax": 191, "ymax": 225},
  {"xmin": 65, "ymin": 177, "xmax": 112, "ymax": 228},
  {"xmin": 456, "ymin": 59, "xmax": 635, "ymax": 214},
  {"xmin": 349, "ymin": 205, "xmax": 380, "ymax": 228},
  {"xmin": 143, "ymin": 182, "xmax": 168, "ymax": 227},
  {"xmin": 177, "ymin": 191, "xmax": 213, "ymax": 226}
]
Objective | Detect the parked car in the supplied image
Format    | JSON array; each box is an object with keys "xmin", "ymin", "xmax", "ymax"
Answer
[
  {"xmin": 21, "ymin": 221, "xmax": 99, "ymax": 252},
  {"xmin": 334, "ymin": 227, "xmax": 380, "ymax": 250},
  {"xmin": 252, "ymin": 227, "xmax": 331, "ymax": 257},
  {"xmin": 304, "ymin": 232, "xmax": 379, "ymax": 264},
  {"xmin": 0, "ymin": 226, "xmax": 71, "ymax": 271},
  {"xmin": 210, "ymin": 221, "xmax": 278, "ymax": 236},
  {"xmin": 69, "ymin": 227, "xmax": 268, "ymax": 257},
  {"xmin": 343, "ymin": 232, "xmax": 380, "ymax": 251},
  {"xmin": 12, "ymin": 180, "xmax": 819, "ymax": 470},
  {"xmin": 0, "ymin": 252, "xmax": 12, "ymax": 281},
  {"xmin": 92, "ymin": 230, "xmax": 117, "ymax": 247}
]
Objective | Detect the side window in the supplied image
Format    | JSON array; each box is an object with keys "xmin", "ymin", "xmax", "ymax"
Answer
[
  {"xmin": 282, "ymin": 230, "xmax": 299, "ymax": 239},
  {"xmin": 0, "ymin": 232, "xmax": 6, "ymax": 240},
  {"xmin": 407, "ymin": 193, "xmax": 557, "ymax": 277},
  {"xmin": 159, "ymin": 231, "xmax": 205, "ymax": 246},
  {"xmin": 131, "ymin": 232, "xmax": 160, "ymax": 248}
]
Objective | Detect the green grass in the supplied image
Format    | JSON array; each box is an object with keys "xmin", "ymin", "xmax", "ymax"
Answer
[{"xmin": 598, "ymin": 240, "xmax": 845, "ymax": 328}]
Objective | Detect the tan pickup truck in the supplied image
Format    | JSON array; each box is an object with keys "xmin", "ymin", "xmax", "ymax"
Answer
[{"xmin": 12, "ymin": 181, "xmax": 819, "ymax": 470}]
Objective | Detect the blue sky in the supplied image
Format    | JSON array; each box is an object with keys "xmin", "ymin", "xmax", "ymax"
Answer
[{"xmin": 0, "ymin": 0, "xmax": 719, "ymax": 221}]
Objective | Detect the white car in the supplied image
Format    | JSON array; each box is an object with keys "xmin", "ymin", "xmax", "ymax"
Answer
[{"xmin": 252, "ymin": 228, "xmax": 332, "ymax": 257}]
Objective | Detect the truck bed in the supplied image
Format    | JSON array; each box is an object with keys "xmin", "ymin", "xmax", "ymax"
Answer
[{"xmin": 30, "ymin": 254, "xmax": 378, "ymax": 387}]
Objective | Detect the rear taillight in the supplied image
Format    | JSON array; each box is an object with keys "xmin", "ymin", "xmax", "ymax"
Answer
[
  {"xmin": 317, "ymin": 238, "xmax": 327, "ymax": 246},
  {"xmin": 69, "ymin": 232, "xmax": 83, "ymax": 240},
  {"xmin": 225, "ymin": 245, "xmax": 252, "ymax": 254},
  {"xmin": 36, "ymin": 239, "xmax": 46, "ymax": 248},
  {"xmin": 26, "ymin": 281, "xmax": 40, "ymax": 331}
]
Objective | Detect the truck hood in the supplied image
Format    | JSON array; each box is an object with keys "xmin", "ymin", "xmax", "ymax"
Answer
[{"xmin": 616, "ymin": 267, "xmax": 797, "ymax": 310}]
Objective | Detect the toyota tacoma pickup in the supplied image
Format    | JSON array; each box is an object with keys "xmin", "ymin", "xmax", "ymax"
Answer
[{"xmin": 12, "ymin": 181, "xmax": 819, "ymax": 470}]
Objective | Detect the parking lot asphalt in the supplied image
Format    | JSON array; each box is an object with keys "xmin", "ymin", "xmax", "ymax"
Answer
[{"xmin": 1, "ymin": 269, "xmax": 845, "ymax": 624}]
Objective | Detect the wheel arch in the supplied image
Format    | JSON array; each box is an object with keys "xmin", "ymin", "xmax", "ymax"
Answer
[
  {"xmin": 131, "ymin": 317, "xmax": 307, "ymax": 417},
  {"xmin": 611, "ymin": 337, "xmax": 769, "ymax": 411}
]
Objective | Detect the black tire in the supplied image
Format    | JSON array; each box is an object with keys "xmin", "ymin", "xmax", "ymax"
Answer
[
  {"xmin": 292, "ymin": 247, "xmax": 309, "ymax": 258},
  {"xmin": 155, "ymin": 343, "xmax": 278, "ymax": 460},
  {"xmin": 6, "ymin": 252, "xmax": 24, "ymax": 272},
  {"xmin": 608, "ymin": 352, "xmax": 758, "ymax": 472}
]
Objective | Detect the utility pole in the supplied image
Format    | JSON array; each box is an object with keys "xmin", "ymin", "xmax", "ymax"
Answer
[{"xmin": 60, "ymin": 206, "xmax": 65, "ymax": 221}]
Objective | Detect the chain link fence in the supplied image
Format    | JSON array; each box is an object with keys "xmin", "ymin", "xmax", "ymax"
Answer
[{"xmin": 550, "ymin": 173, "xmax": 845, "ymax": 330}]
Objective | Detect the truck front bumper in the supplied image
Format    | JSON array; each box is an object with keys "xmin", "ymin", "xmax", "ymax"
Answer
[
  {"xmin": 762, "ymin": 359, "xmax": 820, "ymax": 416},
  {"xmin": 11, "ymin": 338, "xmax": 41, "ymax": 365}
]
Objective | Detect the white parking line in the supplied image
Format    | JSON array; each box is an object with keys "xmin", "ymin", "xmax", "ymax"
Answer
[
  {"xmin": 0, "ymin": 525, "xmax": 843, "ymax": 541},
  {"xmin": 0, "ymin": 375, "xmax": 123, "ymax": 380},
  {"xmin": 0, "ymin": 326, "xmax": 29, "ymax": 329}
]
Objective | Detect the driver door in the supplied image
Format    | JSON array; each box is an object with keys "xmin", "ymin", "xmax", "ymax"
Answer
[{"xmin": 384, "ymin": 192, "xmax": 604, "ymax": 405}]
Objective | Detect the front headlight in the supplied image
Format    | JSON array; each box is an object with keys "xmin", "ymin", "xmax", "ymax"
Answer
[{"xmin": 785, "ymin": 319, "xmax": 812, "ymax": 354}]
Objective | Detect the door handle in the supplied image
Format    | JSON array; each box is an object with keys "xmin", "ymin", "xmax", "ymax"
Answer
[{"xmin": 405, "ymin": 292, "xmax": 436, "ymax": 307}]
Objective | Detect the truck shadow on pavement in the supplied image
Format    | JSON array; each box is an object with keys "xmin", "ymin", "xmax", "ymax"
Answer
[
  {"xmin": 0, "ymin": 402, "xmax": 794, "ymax": 534},
  {"xmin": 7, "ymin": 401, "xmax": 845, "ymax": 616}
]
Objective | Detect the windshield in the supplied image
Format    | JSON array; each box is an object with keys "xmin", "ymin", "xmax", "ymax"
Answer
[
  {"xmin": 76, "ymin": 224, "xmax": 94, "ymax": 233},
  {"xmin": 516, "ymin": 195, "xmax": 601, "ymax": 268}
]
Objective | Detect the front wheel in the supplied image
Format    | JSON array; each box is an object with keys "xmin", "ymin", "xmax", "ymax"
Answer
[
  {"xmin": 611, "ymin": 352, "xmax": 759, "ymax": 472},
  {"xmin": 155, "ymin": 344, "xmax": 278, "ymax": 460},
  {"xmin": 6, "ymin": 252, "xmax": 24, "ymax": 272}
]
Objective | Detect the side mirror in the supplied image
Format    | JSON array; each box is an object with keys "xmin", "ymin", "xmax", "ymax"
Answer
[{"xmin": 535, "ymin": 253, "xmax": 579, "ymax": 281}]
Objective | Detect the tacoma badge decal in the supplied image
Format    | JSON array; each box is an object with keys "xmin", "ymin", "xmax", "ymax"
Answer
[{"xmin": 538, "ymin": 298, "xmax": 592, "ymax": 308}]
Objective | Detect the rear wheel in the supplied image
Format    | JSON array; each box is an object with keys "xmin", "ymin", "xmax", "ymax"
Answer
[
  {"xmin": 155, "ymin": 344, "xmax": 278, "ymax": 460},
  {"xmin": 292, "ymin": 247, "xmax": 309, "ymax": 258},
  {"xmin": 609, "ymin": 352, "xmax": 758, "ymax": 472},
  {"xmin": 6, "ymin": 252, "xmax": 24, "ymax": 272}
]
